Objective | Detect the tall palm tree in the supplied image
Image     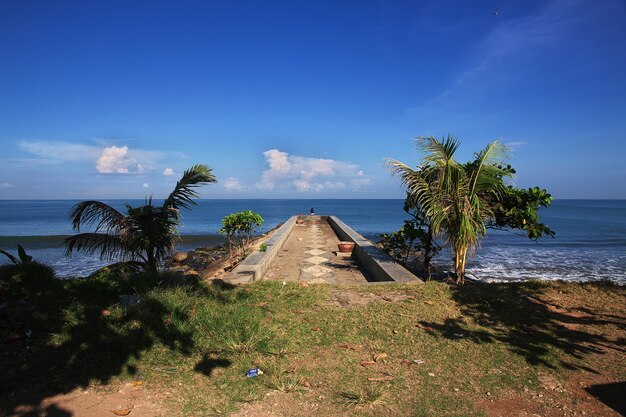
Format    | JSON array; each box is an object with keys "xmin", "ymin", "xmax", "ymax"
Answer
[
  {"xmin": 65, "ymin": 165, "xmax": 216, "ymax": 272},
  {"xmin": 387, "ymin": 136, "xmax": 509, "ymax": 283}
]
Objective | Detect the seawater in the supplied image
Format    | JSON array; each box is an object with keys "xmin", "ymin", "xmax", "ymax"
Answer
[{"xmin": 0, "ymin": 199, "xmax": 624, "ymax": 283}]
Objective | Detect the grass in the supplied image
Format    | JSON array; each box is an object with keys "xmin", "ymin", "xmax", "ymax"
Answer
[
  {"xmin": 338, "ymin": 386, "xmax": 387, "ymax": 408},
  {"xmin": 1, "ymin": 263, "xmax": 625, "ymax": 416}
]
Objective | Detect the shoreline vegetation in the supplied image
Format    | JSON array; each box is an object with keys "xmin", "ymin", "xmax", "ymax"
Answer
[{"xmin": 386, "ymin": 136, "xmax": 555, "ymax": 283}]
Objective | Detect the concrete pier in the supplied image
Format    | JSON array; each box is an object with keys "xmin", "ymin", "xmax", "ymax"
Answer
[{"xmin": 224, "ymin": 215, "xmax": 422, "ymax": 285}]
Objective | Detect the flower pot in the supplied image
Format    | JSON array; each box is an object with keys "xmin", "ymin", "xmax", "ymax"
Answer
[{"xmin": 337, "ymin": 241, "xmax": 355, "ymax": 253}]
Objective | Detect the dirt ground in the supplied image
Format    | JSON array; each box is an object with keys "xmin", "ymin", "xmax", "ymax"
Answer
[{"xmin": 5, "ymin": 381, "xmax": 168, "ymax": 417}]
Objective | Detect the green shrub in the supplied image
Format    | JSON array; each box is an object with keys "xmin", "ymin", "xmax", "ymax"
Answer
[
  {"xmin": 219, "ymin": 210, "xmax": 264, "ymax": 265},
  {"xmin": 65, "ymin": 267, "xmax": 166, "ymax": 300},
  {"xmin": 0, "ymin": 244, "xmax": 33, "ymax": 265},
  {"xmin": 0, "ymin": 261, "xmax": 59, "ymax": 299}
]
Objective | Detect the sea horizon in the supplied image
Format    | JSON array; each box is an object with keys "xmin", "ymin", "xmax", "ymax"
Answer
[
  {"xmin": 1, "ymin": 198, "xmax": 625, "ymax": 201},
  {"xmin": 1, "ymin": 199, "xmax": 624, "ymax": 284}
]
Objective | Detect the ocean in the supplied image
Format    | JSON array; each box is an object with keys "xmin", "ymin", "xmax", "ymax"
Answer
[{"xmin": 0, "ymin": 199, "xmax": 624, "ymax": 284}]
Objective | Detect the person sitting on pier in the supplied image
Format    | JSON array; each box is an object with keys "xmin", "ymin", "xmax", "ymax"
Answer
[{"xmin": 309, "ymin": 207, "xmax": 315, "ymax": 215}]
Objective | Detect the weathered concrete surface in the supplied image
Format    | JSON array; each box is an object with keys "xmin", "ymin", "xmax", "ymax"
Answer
[
  {"xmin": 327, "ymin": 216, "xmax": 422, "ymax": 283},
  {"xmin": 224, "ymin": 215, "xmax": 421, "ymax": 285},
  {"xmin": 263, "ymin": 217, "xmax": 368, "ymax": 284},
  {"xmin": 223, "ymin": 216, "xmax": 296, "ymax": 284}
]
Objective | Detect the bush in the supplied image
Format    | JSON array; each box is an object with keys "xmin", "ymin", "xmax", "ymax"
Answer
[
  {"xmin": 0, "ymin": 262, "xmax": 59, "ymax": 299},
  {"xmin": 65, "ymin": 267, "xmax": 166, "ymax": 300},
  {"xmin": 219, "ymin": 210, "xmax": 264, "ymax": 265}
]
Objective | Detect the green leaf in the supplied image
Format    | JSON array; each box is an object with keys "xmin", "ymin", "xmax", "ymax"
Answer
[
  {"xmin": 0, "ymin": 249, "xmax": 19, "ymax": 265},
  {"xmin": 17, "ymin": 245, "xmax": 32, "ymax": 263}
]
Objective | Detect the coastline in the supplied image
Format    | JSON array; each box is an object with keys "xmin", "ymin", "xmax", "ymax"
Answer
[
  {"xmin": 0, "ymin": 199, "xmax": 625, "ymax": 283},
  {"xmin": 2, "ymin": 235, "xmax": 626, "ymax": 284}
]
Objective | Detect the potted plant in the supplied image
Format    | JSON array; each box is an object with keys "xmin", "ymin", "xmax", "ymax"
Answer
[{"xmin": 337, "ymin": 241, "xmax": 355, "ymax": 253}]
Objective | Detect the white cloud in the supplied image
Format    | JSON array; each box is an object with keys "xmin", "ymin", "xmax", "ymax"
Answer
[
  {"xmin": 0, "ymin": 158, "xmax": 64, "ymax": 166},
  {"xmin": 0, "ymin": 182, "xmax": 15, "ymax": 188},
  {"xmin": 223, "ymin": 177, "xmax": 244, "ymax": 192},
  {"xmin": 163, "ymin": 168, "xmax": 177, "ymax": 176},
  {"xmin": 504, "ymin": 141, "xmax": 529, "ymax": 149},
  {"xmin": 264, "ymin": 149, "xmax": 291, "ymax": 174},
  {"xmin": 170, "ymin": 151, "xmax": 189, "ymax": 159},
  {"xmin": 125, "ymin": 149, "xmax": 163, "ymax": 170},
  {"xmin": 96, "ymin": 146, "xmax": 145, "ymax": 174},
  {"xmin": 19, "ymin": 140, "xmax": 168, "ymax": 174},
  {"xmin": 143, "ymin": 183, "xmax": 150, "ymax": 188},
  {"xmin": 351, "ymin": 170, "xmax": 372, "ymax": 187},
  {"xmin": 293, "ymin": 180, "xmax": 347, "ymax": 192},
  {"xmin": 257, "ymin": 149, "xmax": 370, "ymax": 193},
  {"xmin": 19, "ymin": 140, "xmax": 101, "ymax": 162}
]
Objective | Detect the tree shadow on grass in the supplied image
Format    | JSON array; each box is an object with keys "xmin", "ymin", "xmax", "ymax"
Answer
[
  {"xmin": 419, "ymin": 281, "xmax": 625, "ymax": 369},
  {"xmin": 194, "ymin": 356, "xmax": 232, "ymax": 377},
  {"xmin": 0, "ymin": 268, "xmax": 238, "ymax": 416}
]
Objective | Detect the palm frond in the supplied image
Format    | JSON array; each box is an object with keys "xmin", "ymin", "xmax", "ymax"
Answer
[
  {"xmin": 474, "ymin": 140, "xmax": 509, "ymax": 166},
  {"xmin": 162, "ymin": 164, "xmax": 216, "ymax": 211},
  {"xmin": 89, "ymin": 260, "xmax": 146, "ymax": 276},
  {"xmin": 386, "ymin": 159, "xmax": 448, "ymax": 238},
  {"xmin": 468, "ymin": 141, "xmax": 509, "ymax": 196},
  {"xmin": 126, "ymin": 204, "xmax": 178, "ymax": 261},
  {"xmin": 0, "ymin": 249, "xmax": 19, "ymax": 264},
  {"xmin": 17, "ymin": 244, "xmax": 32, "ymax": 263},
  {"xmin": 417, "ymin": 135, "xmax": 460, "ymax": 166},
  {"xmin": 385, "ymin": 159, "xmax": 418, "ymax": 188},
  {"xmin": 64, "ymin": 233, "xmax": 135, "ymax": 261},
  {"xmin": 68, "ymin": 200, "xmax": 128, "ymax": 233}
]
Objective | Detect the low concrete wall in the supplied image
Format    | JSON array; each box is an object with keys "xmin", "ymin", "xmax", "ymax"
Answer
[
  {"xmin": 327, "ymin": 216, "xmax": 422, "ymax": 283},
  {"xmin": 224, "ymin": 216, "xmax": 297, "ymax": 284}
]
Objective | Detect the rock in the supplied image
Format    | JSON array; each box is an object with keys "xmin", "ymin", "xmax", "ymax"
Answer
[
  {"xmin": 184, "ymin": 269, "xmax": 200, "ymax": 277},
  {"xmin": 166, "ymin": 274, "xmax": 186, "ymax": 286},
  {"xmin": 308, "ymin": 278, "xmax": 330, "ymax": 284},
  {"xmin": 167, "ymin": 244, "xmax": 232, "ymax": 281},
  {"xmin": 538, "ymin": 374, "xmax": 562, "ymax": 391},
  {"xmin": 120, "ymin": 294, "xmax": 141, "ymax": 308},
  {"xmin": 172, "ymin": 252, "xmax": 188, "ymax": 263},
  {"xmin": 165, "ymin": 270, "xmax": 199, "ymax": 286}
]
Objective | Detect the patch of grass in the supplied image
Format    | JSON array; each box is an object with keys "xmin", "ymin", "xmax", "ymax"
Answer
[
  {"xmin": 266, "ymin": 337, "xmax": 295, "ymax": 358},
  {"xmin": 337, "ymin": 386, "xmax": 387, "ymax": 408},
  {"xmin": 1, "ymin": 269, "xmax": 624, "ymax": 417},
  {"xmin": 262, "ymin": 361, "xmax": 304, "ymax": 393}
]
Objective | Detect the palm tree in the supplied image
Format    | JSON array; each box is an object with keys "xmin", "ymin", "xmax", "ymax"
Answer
[
  {"xmin": 387, "ymin": 136, "xmax": 509, "ymax": 283},
  {"xmin": 65, "ymin": 164, "xmax": 216, "ymax": 272}
]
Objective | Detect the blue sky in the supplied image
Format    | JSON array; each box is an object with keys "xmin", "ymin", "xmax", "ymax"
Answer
[{"xmin": 1, "ymin": 0, "xmax": 625, "ymax": 199}]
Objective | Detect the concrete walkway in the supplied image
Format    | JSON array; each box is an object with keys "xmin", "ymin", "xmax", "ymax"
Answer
[{"xmin": 263, "ymin": 217, "xmax": 368, "ymax": 284}]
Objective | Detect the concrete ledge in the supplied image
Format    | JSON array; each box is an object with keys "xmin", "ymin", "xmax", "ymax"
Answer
[
  {"xmin": 224, "ymin": 216, "xmax": 297, "ymax": 284},
  {"xmin": 327, "ymin": 216, "xmax": 422, "ymax": 283}
]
